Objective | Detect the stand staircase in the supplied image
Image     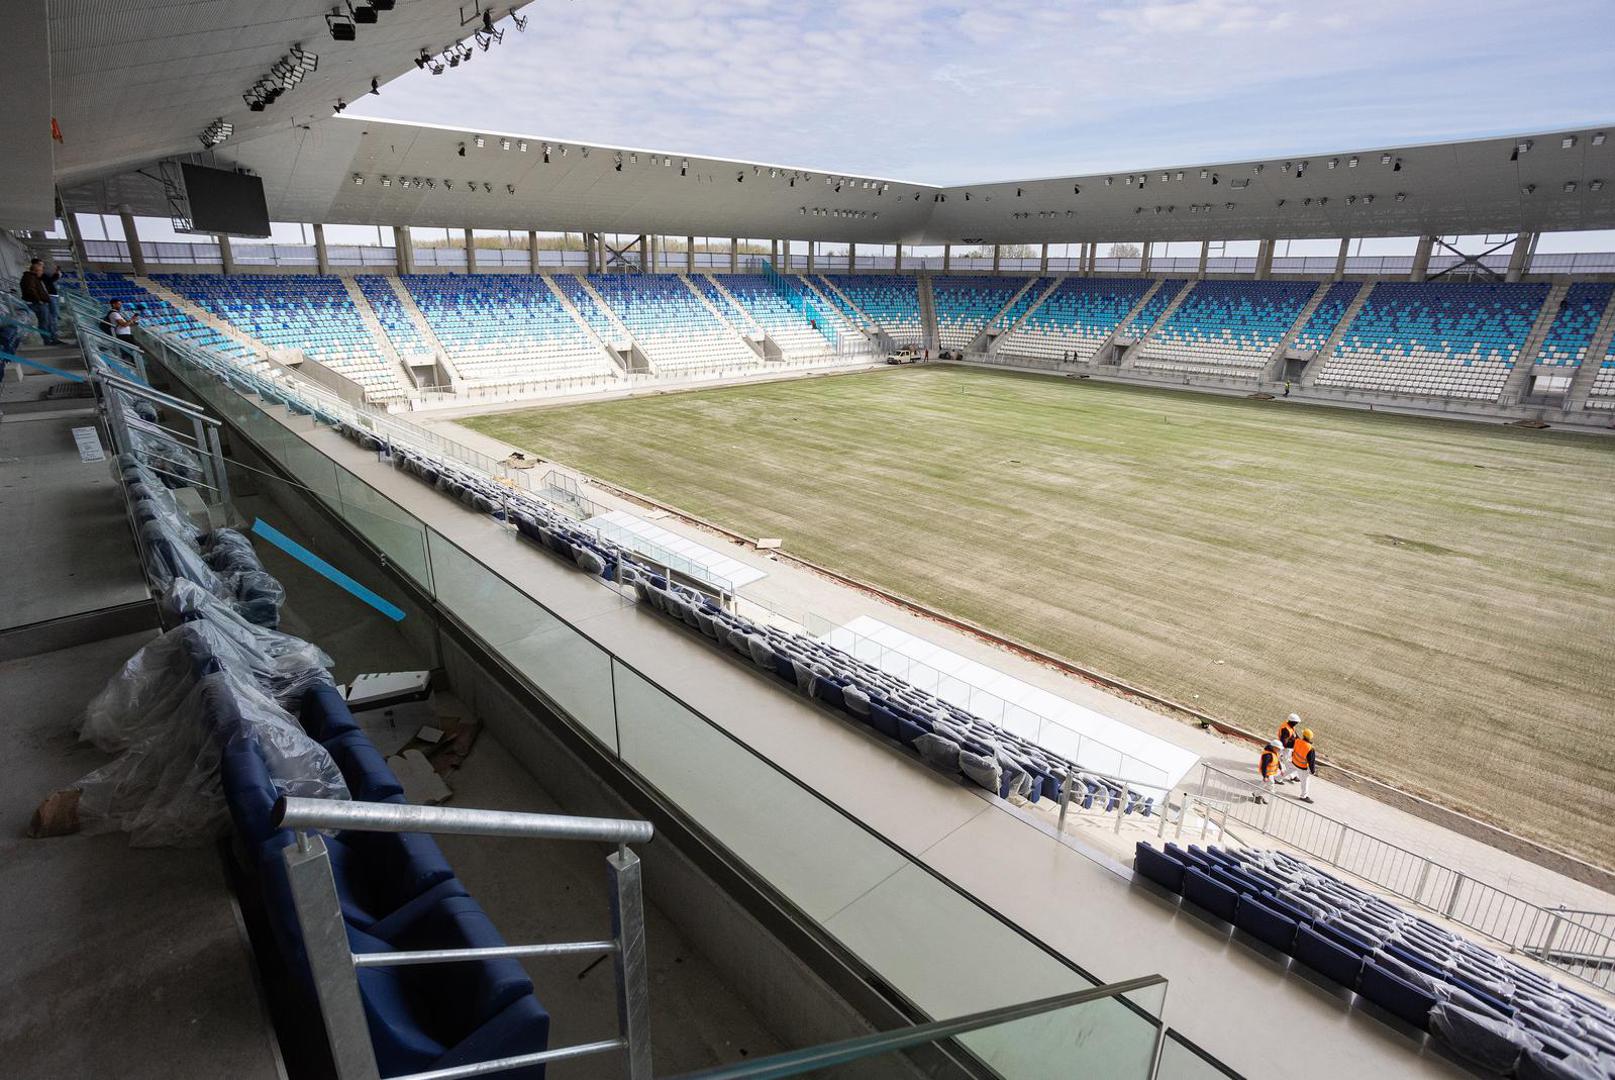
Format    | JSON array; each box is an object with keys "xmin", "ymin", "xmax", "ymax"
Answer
[
  {"xmin": 338, "ymin": 275, "xmax": 418, "ymax": 390},
  {"xmin": 1564, "ymin": 288, "xmax": 1615, "ymax": 412},
  {"xmin": 1260, "ymin": 280, "xmax": 1332, "ymax": 382},
  {"xmin": 1301, "ymin": 281, "xmax": 1373, "ymax": 386},
  {"xmin": 1498, "ymin": 281, "xmax": 1570, "ymax": 405}
]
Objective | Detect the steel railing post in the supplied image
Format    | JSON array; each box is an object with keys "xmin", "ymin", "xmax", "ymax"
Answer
[
  {"xmin": 1057, "ymin": 771, "xmax": 1072, "ymax": 834},
  {"xmin": 608, "ymin": 847, "xmax": 653, "ymax": 1080},
  {"xmin": 1445, "ymin": 873, "xmax": 1467, "ymax": 919},
  {"xmin": 282, "ymin": 834, "xmax": 382, "ymax": 1080},
  {"xmin": 207, "ymin": 424, "xmax": 231, "ymax": 506}
]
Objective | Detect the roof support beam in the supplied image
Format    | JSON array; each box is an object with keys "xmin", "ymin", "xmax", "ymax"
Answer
[
  {"xmin": 1196, "ymin": 240, "xmax": 1208, "ymax": 280},
  {"xmin": 463, "ymin": 228, "xmax": 475, "ymax": 275},
  {"xmin": 1506, "ymin": 232, "xmax": 1537, "ymax": 282},
  {"xmin": 1254, "ymin": 238, "xmax": 1274, "ymax": 280},
  {"xmin": 121, "ymin": 211, "xmax": 147, "ymax": 276},
  {"xmin": 313, "ymin": 223, "xmax": 329, "ymax": 275},
  {"xmin": 1410, "ymin": 235, "xmax": 1434, "ymax": 281},
  {"xmin": 528, "ymin": 230, "xmax": 538, "ymax": 274},
  {"xmin": 216, "ymin": 232, "xmax": 234, "ymax": 276},
  {"xmin": 1333, "ymin": 237, "xmax": 1350, "ymax": 281}
]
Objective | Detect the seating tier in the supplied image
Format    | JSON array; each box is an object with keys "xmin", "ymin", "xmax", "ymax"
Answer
[
  {"xmin": 931, "ymin": 276, "xmax": 1039, "ymax": 351},
  {"xmin": 1135, "ymin": 279, "xmax": 1316, "ymax": 378},
  {"xmin": 997, "ymin": 277, "xmax": 1154, "ymax": 362},
  {"xmin": 1316, "ymin": 281, "xmax": 1550, "ymax": 401}
]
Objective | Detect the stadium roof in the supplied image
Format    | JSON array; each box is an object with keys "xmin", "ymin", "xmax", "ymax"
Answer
[
  {"xmin": 11, "ymin": 1, "xmax": 1614, "ymax": 243},
  {"xmin": 59, "ymin": 117, "xmax": 1615, "ymax": 245}
]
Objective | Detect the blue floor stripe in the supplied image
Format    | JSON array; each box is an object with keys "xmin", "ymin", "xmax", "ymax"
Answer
[
  {"xmin": 0, "ymin": 350, "xmax": 87, "ymax": 382},
  {"xmin": 250, "ymin": 518, "xmax": 406, "ymax": 622}
]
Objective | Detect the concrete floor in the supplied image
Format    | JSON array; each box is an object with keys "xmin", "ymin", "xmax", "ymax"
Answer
[
  {"xmin": 0, "ymin": 630, "xmax": 283, "ymax": 1080},
  {"xmin": 0, "ymin": 343, "xmax": 148, "ymax": 633}
]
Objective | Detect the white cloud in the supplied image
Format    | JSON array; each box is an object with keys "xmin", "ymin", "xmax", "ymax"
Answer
[{"xmin": 349, "ymin": 0, "xmax": 1614, "ymax": 183}]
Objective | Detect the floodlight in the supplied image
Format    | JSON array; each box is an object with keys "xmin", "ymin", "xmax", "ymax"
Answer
[
  {"xmin": 326, "ymin": 10, "xmax": 356, "ymax": 40},
  {"xmin": 474, "ymin": 136, "xmax": 485, "ymax": 148},
  {"xmin": 1395, "ymin": 192, "xmax": 1405, "ymax": 202},
  {"xmin": 1381, "ymin": 152, "xmax": 1394, "ymax": 164},
  {"xmin": 1562, "ymin": 136, "xmax": 1577, "ymax": 149},
  {"xmin": 1347, "ymin": 156, "xmax": 1358, "ymax": 167},
  {"xmin": 370, "ymin": 77, "xmax": 380, "ymax": 95},
  {"xmin": 374, "ymin": 0, "xmax": 395, "ymax": 8},
  {"xmin": 457, "ymin": 143, "xmax": 466, "ymax": 157},
  {"xmin": 380, "ymin": 176, "xmax": 391, "ymax": 187},
  {"xmin": 1588, "ymin": 179, "xmax": 1604, "ymax": 191},
  {"xmin": 506, "ymin": 184, "xmax": 515, "ymax": 194},
  {"xmin": 518, "ymin": 140, "xmax": 528, "ymax": 152},
  {"xmin": 352, "ymin": 174, "xmax": 364, "ymax": 186},
  {"xmin": 1593, "ymin": 132, "xmax": 1607, "ymax": 146},
  {"xmin": 1564, "ymin": 181, "xmax": 1577, "ymax": 193},
  {"xmin": 350, "ymin": 2, "xmax": 378, "ymax": 25},
  {"xmin": 1521, "ymin": 184, "xmax": 1536, "ymax": 195}
]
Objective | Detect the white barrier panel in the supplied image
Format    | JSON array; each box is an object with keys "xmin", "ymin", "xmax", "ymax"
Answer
[{"xmin": 826, "ymin": 616, "xmax": 1200, "ymax": 791}]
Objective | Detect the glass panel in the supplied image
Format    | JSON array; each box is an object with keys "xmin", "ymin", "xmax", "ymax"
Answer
[
  {"xmin": 333, "ymin": 465, "xmax": 432, "ymax": 590},
  {"xmin": 1155, "ymin": 1030, "xmax": 1233, "ymax": 1080},
  {"xmin": 425, "ymin": 529, "xmax": 617, "ymax": 748},
  {"xmin": 612, "ymin": 661, "xmax": 908, "ymax": 922}
]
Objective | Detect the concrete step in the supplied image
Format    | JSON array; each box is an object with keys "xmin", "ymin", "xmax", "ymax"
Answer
[
  {"xmin": 1498, "ymin": 281, "xmax": 1569, "ymax": 405},
  {"xmin": 337, "ymin": 275, "xmax": 417, "ymax": 391},
  {"xmin": 382, "ymin": 276, "xmax": 461, "ymax": 387},
  {"xmin": 1262, "ymin": 280, "xmax": 1332, "ymax": 381},
  {"xmin": 679, "ymin": 274, "xmax": 764, "ymax": 360},
  {"xmin": 134, "ymin": 277, "xmax": 262, "ymax": 355},
  {"xmin": 1302, "ymin": 280, "xmax": 1374, "ymax": 387},
  {"xmin": 542, "ymin": 274, "xmax": 634, "ymax": 375},
  {"xmin": 990, "ymin": 276, "xmax": 1067, "ymax": 357},
  {"xmin": 1564, "ymin": 287, "xmax": 1615, "ymax": 411}
]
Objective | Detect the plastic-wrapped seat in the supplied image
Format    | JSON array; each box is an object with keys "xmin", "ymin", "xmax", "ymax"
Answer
[
  {"xmin": 1358, "ymin": 959, "xmax": 1436, "ymax": 1030},
  {"xmin": 1183, "ymin": 867, "xmax": 1240, "ymax": 923}
]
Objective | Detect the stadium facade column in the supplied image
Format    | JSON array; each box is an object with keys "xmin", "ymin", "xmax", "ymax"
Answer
[
  {"xmin": 392, "ymin": 226, "xmax": 412, "ymax": 274},
  {"xmin": 1086, "ymin": 241, "xmax": 1097, "ymax": 274},
  {"xmin": 1040, "ymin": 243, "xmax": 1049, "ymax": 273},
  {"xmin": 770, "ymin": 239, "xmax": 779, "ymax": 269},
  {"xmin": 1410, "ymin": 235, "xmax": 1434, "ymax": 282},
  {"xmin": 1506, "ymin": 232, "xmax": 1537, "ymax": 282},
  {"xmin": 1140, "ymin": 242, "xmax": 1151, "ymax": 275},
  {"xmin": 729, "ymin": 237, "xmax": 738, "ymax": 274},
  {"xmin": 527, "ymin": 231, "xmax": 538, "ymax": 274},
  {"xmin": 807, "ymin": 242, "xmax": 815, "ymax": 273},
  {"xmin": 1196, "ymin": 240, "xmax": 1208, "ymax": 279},
  {"xmin": 1333, "ymin": 237, "xmax": 1350, "ymax": 281},
  {"xmin": 216, "ymin": 233, "xmax": 235, "ymax": 275},
  {"xmin": 313, "ymin": 223, "xmax": 330, "ymax": 274},
  {"xmin": 463, "ymin": 228, "xmax": 475, "ymax": 274},
  {"xmin": 59, "ymin": 201, "xmax": 89, "ymax": 270},
  {"xmin": 686, "ymin": 235, "xmax": 695, "ymax": 274},
  {"xmin": 894, "ymin": 245, "xmax": 903, "ymax": 271},
  {"xmin": 1254, "ymin": 238, "xmax": 1274, "ymax": 280},
  {"xmin": 118, "ymin": 211, "xmax": 147, "ymax": 276},
  {"xmin": 848, "ymin": 242, "xmax": 857, "ymax": 271},
  {"xmin": 942, "ymin": 244, "xmax": 951, "ymax": 271},
  {"xmin": 992, "ymin": 244, "xmax": 1001, "ymax": 273}
]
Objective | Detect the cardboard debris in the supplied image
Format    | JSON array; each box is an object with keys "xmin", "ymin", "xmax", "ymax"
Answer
[
  {"xmin": 755, "ymin": 538, "xmax": 782, "ymax": 550},
  {"xmin": 388, "ymin": 749, "xmax": 452, "ymax": 805}
]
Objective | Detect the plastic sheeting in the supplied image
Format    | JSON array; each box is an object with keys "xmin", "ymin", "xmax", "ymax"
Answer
[
  {"xmin": 1428, "ymin": 1001, "xmax": 1540, "ymax": 1075},
  {"xmin": 81, "ymin": 579, "xmax": 332, "ymax": 751},
  {"xmin": 75, "ymin": 666, "xmax": 349, "ymax": 847}
]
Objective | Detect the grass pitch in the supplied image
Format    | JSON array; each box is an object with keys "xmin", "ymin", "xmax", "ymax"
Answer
[{"xmin": 465, "ymin": 367, "xmax": 1615, "ymax": 865}]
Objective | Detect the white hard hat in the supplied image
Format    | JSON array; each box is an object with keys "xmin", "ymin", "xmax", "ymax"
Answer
[{"xmin": 1288, "ymin": 713, "xmax": 1302, "ymax": 724}]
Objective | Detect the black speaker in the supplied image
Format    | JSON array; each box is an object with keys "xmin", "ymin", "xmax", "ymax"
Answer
[
  {"xmin": 352, "ymin": 5, "xmax": 378, "ymax": 24},
  {"xmin": 328, "ymin": 20, "xmax": 356, "ymax": 40}
]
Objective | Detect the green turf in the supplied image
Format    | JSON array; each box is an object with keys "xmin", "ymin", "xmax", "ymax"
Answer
[{"xmin": 465, "ymin": 367, "xmax": 1615, "ymax": 865}]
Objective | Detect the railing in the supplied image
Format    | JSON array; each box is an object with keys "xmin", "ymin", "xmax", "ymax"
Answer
[
  {"xmin": 1194, "ymin": 762, "xmax": 1615, "ymax": 989},
  {"xmin": 802, "ymin": 612, "xmax": 1172, "ymax": 797},
  {"xmin": 669, "ymin": 974, "xmax": 1169, "ymax": 1079},
  {"xmin": 275, "ymin": 797, "xmax": 655, "ymax": 1080},
  {"xmin": 129, "ymin": 319, "xmax": 1186, "ymax": 1075}
]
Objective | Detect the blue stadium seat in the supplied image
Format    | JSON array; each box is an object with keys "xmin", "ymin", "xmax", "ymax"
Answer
[
  {"xmin": 1357, "ymin": 959, "xmax": 1437, "ymax": 1030},
  {"xmin": 1293, "ymin": 924, "xmax": 1364, "ymax": 988},
  {"xmin": 1183, "ymin": 866, "xmax": 1240, "ymax": 923},
  {"xmin": 1133, "ymin": 843, "xmax": 1187, "ymax": 893}
]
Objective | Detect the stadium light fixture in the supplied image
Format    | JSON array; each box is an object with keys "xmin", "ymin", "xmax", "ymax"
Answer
[
  {"xmin": 1564, "ymin": 181, "xmax": 1578, "ymax": 193},
  {"xmin": 1225, "ymin": 202, "xmax": 1235, "ymax": 210},
  {"xmin": 381, "ymin": 176, "xmax": 391, "ymax": 187},
  {"xmin": 370, "ymin": 77, "xmax": 380, "ymax": 95},
  {"xmin": 350, "ymin": 2, "xmax": 378, "ymax": 25},
  {"xmin": 1348, "ymin": 156, "xmax": 1358, "ymax": 167},
  {"xmin": 579, "ymin": 146, "xmax": 589, "ymax": 157},
  {"xmin": 458, "ymin": 143, "xmax": 466, "ymax": 157},
  {"xmin": 1318, "ymin": 196, "xmax": 1328, "ymax": 205},
  {"xmin": 1590, "ymin": 179, "xmax": 1605, "ymax": 192},
  {"xmin": 333, "ymin": 98, "xmax": 347, "ymax": 112},
  {"xmin": 1394, "ymin": 192, "xmax": 1405, "ymax": 202},
  {"xmin": 1328, "ymin": 158, "xmax": 1338, "ymax": 169},
  {"xmin": 1073, "ymin": 184, "xmax": 1081, "ymax": 195},
  {"xmin": 1521, "ymin": 184, "xmax": 1536, "ymax": 195},
  {"xmin": 1593, "ymin": 133, "xmax": 1606, "ymax": 146},
  {"xmin": 680, "ymin": 158, "xmax": 687, "ymax": 176},
  {"xmin": 518, "ymin": 140, "xmax": 528, "ymax": 152},
  {"xmin": 1381, "ymin": 152, "xmax": 1394, "ymax": 165},
  {"xmin": 399, "ymin": 177, "xmax": 410, "ymax": 189},
  {"xmin": 1105, "ymin": 177, "xmax": 1113, "ymax": 186},
  {"xmin": 1516, "ymin": 141, "xmax": 1532, "ymax": 155},
  {"xmin": 352, "ymin": 173, "xmax": 363, "ymax": 186},
  {"xmin": 326, "ymin": 8, "xmax": 356, "ymax": 40},
  {"xmin": 415, "ymin": 50, "xmax": 429, "ymax": 68},
  {"xmin": 1160, "ymin": 172, "xmax": 1169, "ymax": 182},
  {"xmin": 444, "ymin": 180, "xmax": 452, "ymax": 190},
  {"xmin": 429, "ymin": 57, "xmax": 444, "ymax": 74},
  {"xmin": 614, "ymin": 153, "xmax": 623, "ymax": 172},
  {"xmin": 198, "ymin": 118, "xmax": 234, "ymax": 149},
  {"xmin": 474, "ymin": 135, "xmax": 486, "ymax": 148},
  {"xmin": 1392, "ymin": 158, "xmax": 1402, "ymax": 172},
  {"xmin": 1363, "ymin": 193, "xmax": 1374, "ymax": 204},
  {"xmin": 483, "ymin": 182, "xmax": 492, "ymax": 193},
  {"xmin": 1562, "ymin": 136, "xmax": 1577, "ymax": 149}
]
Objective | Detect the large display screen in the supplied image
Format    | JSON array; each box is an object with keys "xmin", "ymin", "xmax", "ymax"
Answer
[{"xmin": 181, "ymin": 164, "xmax": 270, "ymax": 236}]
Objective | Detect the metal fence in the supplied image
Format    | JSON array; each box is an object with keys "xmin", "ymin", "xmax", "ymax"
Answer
[{"xmin": 1196, "ymin": 763, "xmax": 1615, "ymax": 989}]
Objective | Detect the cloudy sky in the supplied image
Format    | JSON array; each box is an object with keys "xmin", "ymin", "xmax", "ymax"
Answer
[{"xmin": 351, "ymin": 0, "xmax": 1615, "ymax": 185}]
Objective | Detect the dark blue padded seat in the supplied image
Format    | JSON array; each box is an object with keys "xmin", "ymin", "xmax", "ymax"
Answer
[
  {"xmin": 347, "ymin": 895, "xmax": 550, "ymax": 1079},
  {"xmin": 1133, "ymin": 843, "xmax": 1187, "ymax": 894},
  {"xmin": 1258, "ymin": 890, "xmax": 1314, "ymax": 928},
  {"xmin": 1183, "ymin": 867, "xmax": 1240, "ymax": 923},
  {"xmin": 1517, "ymin": 1047, "xmax": 1608, "ymax": 1080},
  {"xmin": 324, "ymin": 730, "xmax": 406, "ymax": 802},
  {"xmin": 895, "ymin": 716, "xmax": 928, "ymax": 748},
  {"xmin": 771, "ymin": 652, "xmax": 797, "ymax": 683},
  {"xmin": 326, "ymin": 830, "xmax": 465, "ymax": 935},
  {"xmin": 300, "ymin": 683, "xmax": 362, "ymax": 743},
  {"xmin": 867, "ymin": 703, "xmax": 902, "ymax": 741},
  {"xmin": 1358, "ymin": 959, "xmax": 1436, "ymax": 1030},
  {"xmin": 221, "ymin": 739, "xmax": 288, "ymax": 849},
  {"xmin": 1235, "ymin": 892, "xmax": 1299, "ymax": 952},
  {"xmin": 1315, "ymin": 919, "xmax": 1378, "ymax": 958},
  {"xmin": 1294, "ymin": 924, "xmax": 1364, "ymax": 988},
  {"xmin": 811, "ymin": 676, "xmax": 846, "ymax": 710}
]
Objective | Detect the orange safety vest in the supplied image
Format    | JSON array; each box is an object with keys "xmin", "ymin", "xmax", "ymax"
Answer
[
  {"xmin": 1291, "ymin": 738, "xmax": 1313, "ymax": 769},
  {"xmin": 1259, "ymin": 750, "xmax": 1280, "ymax": 778},
  {"xmin": 1278, "ymin": 721, "xmax": 1296, "ymax": 746}
]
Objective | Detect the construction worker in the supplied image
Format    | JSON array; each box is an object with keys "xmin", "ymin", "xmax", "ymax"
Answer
[
  {"xmin": 1282, "ymin": 728, "xmax": 1317, "ymax": 802},
  {"xmin": 1256, "ymin": 742, "xmax": 1282, "ymax": 803},
  {"xmin": 1277, "ymin": 713, "xmax": 1300, "ymax": 751}
]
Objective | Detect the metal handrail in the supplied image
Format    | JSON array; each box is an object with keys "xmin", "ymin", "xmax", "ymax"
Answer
[
  {"xmin": 275, "ymin": 795, "xmax": 654, "ymax": 844},
  {"xmin": 280, "ymin": 801, "xmax": 655, "ymax": 1080},
  {"xmin": 668, "ymin": 974, "xmax": 1168, "ymax": 1080},
  {"xmin": 1193, "ymin": 761, "xmax": 1615, "ymax": 990}
]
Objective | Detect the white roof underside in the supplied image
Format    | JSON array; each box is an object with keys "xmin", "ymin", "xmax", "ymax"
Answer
[{"xmin": 16, "ymin": 0, "xmax": 1615, "ymax": 242}]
